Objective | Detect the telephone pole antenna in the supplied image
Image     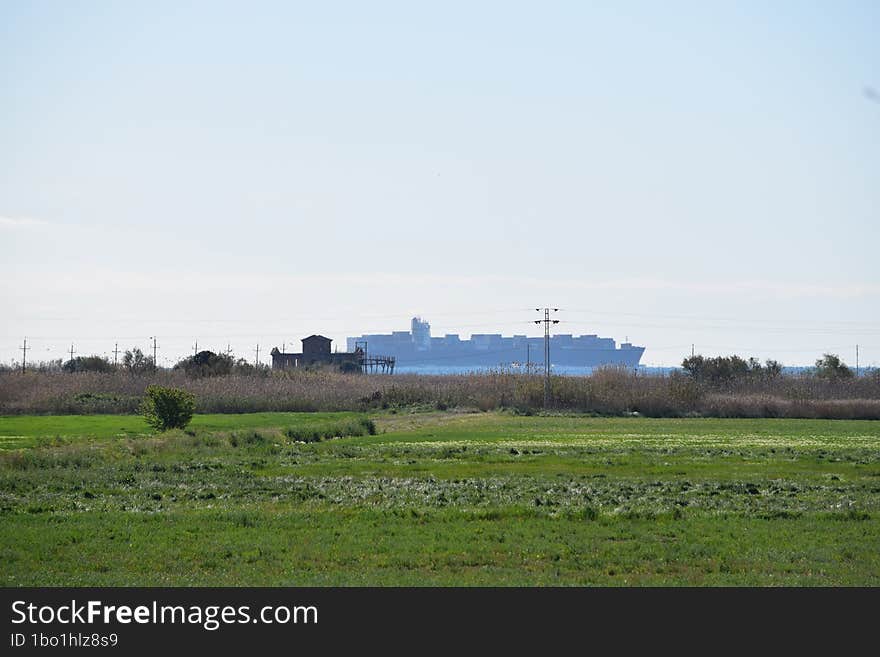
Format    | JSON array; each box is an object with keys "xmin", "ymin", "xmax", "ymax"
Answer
[
  {"xmin": 68, "ymin": 343, "xmax": 76, "ymax": 363},
  {"xmin": 534, "ymin": 308, "xmax": 559, "ymax": 410},
  {"xmin": 20, "ymin": 338, "xmax": 30, "ymax": 374},
  {"xmin": 150, "ymin": 337, "xmax": 158, "ymax": 367},
  {"xmin": 113, "ymin": 343, "xmax": 120, "ymax": 368},
  {"xmin": 254, "ymin": 344, "xmax": 261, "ymax": 366}
]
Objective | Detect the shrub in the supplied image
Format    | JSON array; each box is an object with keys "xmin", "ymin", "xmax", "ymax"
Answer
[{"xmin": 141, "ymin": 385, "xmax": 196, "ymax": 431}]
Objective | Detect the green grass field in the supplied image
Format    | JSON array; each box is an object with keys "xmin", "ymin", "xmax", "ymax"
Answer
[
  {"xmin": 1, "ymin": 411, "xmax": 878, "ymax": 585},
  {"xmin": 0, "ymin": 411, "xmax": 366, "ymax": 449}
]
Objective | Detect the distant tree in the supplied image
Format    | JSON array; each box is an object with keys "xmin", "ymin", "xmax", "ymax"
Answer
[
  {"xmin": 62, "ymin": 355, "xmax": 114, "ymax": 373},
  {"xmin": 815, "ymin": 354, "xmax": 853, "ymax": 380},
  {"xmin": 23, "ymin": 359, "xmax": 64, "ymax": 373},
  {"xmin": 682, "ymin": 354, "xmax": 783, "ymax": 383},
  {"xmin": 725, "ymin": 355, "xmax": 751, "ymax": 379},
  {"xmin": 682, "ymin": 354, "xmax": 750, "ymax": 383},
  {"xmin": 174, "ymin": 350, "xmax": 234, "ymax": 377},
  {"xmin": 681, "ymin": 355, "xmax": 705, "ymax": 379},
  {"xmin": 231, "ymin": 359, "xmax": 270, "ymax": 376},
  {"xmin": 123, "ymin": 348, "xmax": 157, "ymax": 374},
  {"xmin": 763, "ymin": 359, "xmax": 784, "ymax": 378}
]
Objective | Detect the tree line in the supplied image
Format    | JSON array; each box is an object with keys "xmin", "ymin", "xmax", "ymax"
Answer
[
  {"xmin": 3, "ymin": 348, "xmax": 266, "ymax": 376},
  {"xmin": 681, "ymin": 353, "xmax": 856, "ymax": 382},
  {"xmin": 2, "ymin": 349, "xmax": 866, "ymax": 380}
]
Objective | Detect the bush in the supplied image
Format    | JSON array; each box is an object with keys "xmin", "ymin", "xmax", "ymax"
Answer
[{"xmin": 141, "ymin": 385, "xmax": 196, "ymax": 431}]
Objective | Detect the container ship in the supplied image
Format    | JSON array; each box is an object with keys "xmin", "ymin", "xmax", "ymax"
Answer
[{"xmin": 347, "ymin": 317, "xmax": 645, "ymax": 369}]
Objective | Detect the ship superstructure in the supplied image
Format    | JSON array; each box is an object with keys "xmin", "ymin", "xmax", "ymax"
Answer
[{"xmin": 347, "ymin": 318, "xmax": 644, "ymax": 368}]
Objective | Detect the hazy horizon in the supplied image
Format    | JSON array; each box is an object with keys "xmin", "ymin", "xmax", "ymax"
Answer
[{"xmin": 3, "ymin": 1, "xmax": 878, "ymax": 368}]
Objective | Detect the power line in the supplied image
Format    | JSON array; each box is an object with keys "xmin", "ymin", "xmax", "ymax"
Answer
[
  {"xmin": 535, "ymin": 308, "xmax": 559, "ymax": 410},
  {"xmin": 6, "ymin": 308, "xmax": 529, "ymax": 324},
  {"xmin": 565, "ymin": 307, "xmax": 879, "ymax": 327},
  {"xmin": 0, "ymin": 323, "xmax": 539, "ymax": 341},
  {"xmin": 9, "ymin": 318, "xmax": 879, "ymax": 342}
]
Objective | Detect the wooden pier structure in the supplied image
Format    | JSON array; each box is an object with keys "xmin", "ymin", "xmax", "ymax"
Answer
[
  {"xmin": 354, "ymin": 341, "xmax": 395, "ymax": 374},
  {"xmin": 361, "ymin": 354, "xmax": 395, "ymax": 374}
]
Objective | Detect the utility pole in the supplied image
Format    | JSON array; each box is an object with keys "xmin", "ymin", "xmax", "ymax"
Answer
[
  {"xmin": 20, "ymin": 338, "xmax": 29, "ymax": 374},
  {"xmin": 526, "ymin": 342, "xmax": 531, "ymax": 373},
  {"xmin": 856, "ymin": 344, "xmax": 859, "ymax": 376},
  {"xmin": 68, "ymin": 343, "xmax": 76, "ymax": 363},
  {"xmin": 193, "ymin": 340, "xmax": 198, "ymax": 357},
  {"xmin": 254, "ymin": 344, "xmax": 260, "ymax": 366},
  {"xmin": 534, "ymin": 308, "xmax": 559, "ymax": 410},
  {"xmin": 150, "ymin": 337, "xmax": 158, "ymax": 366},
  {"xmin": 692, "ymin": 344, "xmax": 695, "ymax": 358},
  {"xmin": 226, "ymin": 343, "xmax": 233, "ymax": 358},
  {"xmin": 112, "ymin": 343, "xmax": 120, "ymax": 368}
]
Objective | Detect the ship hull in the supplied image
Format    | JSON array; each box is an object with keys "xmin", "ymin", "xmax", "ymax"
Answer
[{"xmin": 359, "ymin": 345, "xmax": 645, "ymax": 369}]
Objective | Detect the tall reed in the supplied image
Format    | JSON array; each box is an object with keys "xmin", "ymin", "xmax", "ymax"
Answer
[{"xmin": 1, "ymin": 367, "xmax": 878, "ymax": 419}]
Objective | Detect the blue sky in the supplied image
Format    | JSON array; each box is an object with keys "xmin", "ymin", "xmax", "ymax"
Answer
[{"xmin": 2, "ymin": 1, "xmax": 878, "ymax": 367}]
